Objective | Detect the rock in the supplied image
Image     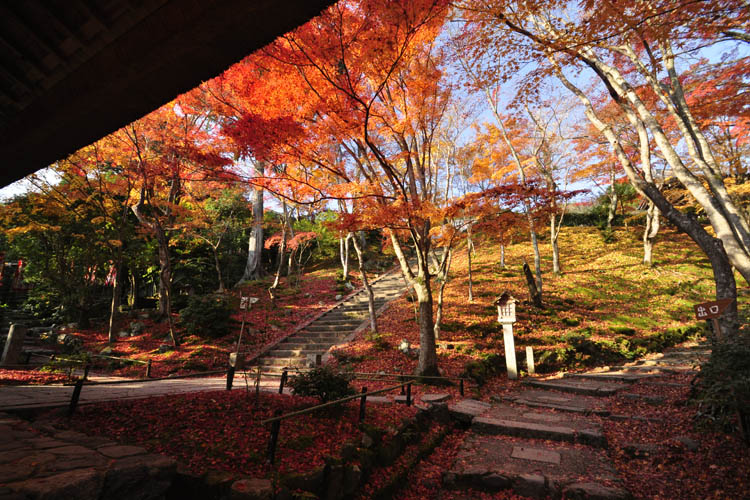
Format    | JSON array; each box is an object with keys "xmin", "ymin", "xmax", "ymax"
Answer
[
  {"xmin": 157, "ymin": 344, "xmax": 173, "ymax": 354},
  {"xmin": 673, "ymin": 436, "xmax": 699, "ymax": 452},
  {"xmin": 342, "ymin": 465, "xmax": 361, "ymax": 496},
  {"xmin": 324, "ymin": 464, "xmax": 345, "ymax": 500},
  {"xmin": 101, "ymin": 454, "xmax": 176, "ymax": 500},
  {"xmin": 100, "ymin": 346, "xmax": 114, "ymax": 356},
  {"xmin": 623, "ymin": 443, "xmax": 660, "ymax": 459},
  {"xmin": 96, "ymin": 445, "xmax": 146, "ymax": 459},
  {"xmin": 335, "ymin": 294, "xmax": 343, "ymax": 300},
  {"xmin": 129, "ymin": 322, "xmax": 145, "ymax": 335},
  {"xmin": 230, "ymin": 478, "xmax": 273, "ymax": 500},
  {"xmin": 282, "ymin": 466, "xmax": 325, "ymax": 495},
  {"xmin": 563, "ymin": 482, "xmax": 632, "ymax": 500},
  {"xmin": 117, "ymin": 331, "xmax": 130, "ymax": 339},
  {"xmin": 422, "ymin": 393, "xmax": 451, "ymax": 404},
  {"xmin": 360, "ymin": 433, "xmax": 374, "ymax": 448},
  {"xmin": 7, "ymin": 468, "xmax": 104, "ymax": 500},
  {"xmin": 448, "ymin": 399, "xmax": 491, "ymax": 424},
  {"xmin": 513, "ymin": 473, "xmax": 547, "ymax": 498}
]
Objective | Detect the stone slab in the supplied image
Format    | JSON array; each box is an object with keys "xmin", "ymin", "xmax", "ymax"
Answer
[
  {"xmin": 502, "ymin": 390, "xmax": 609, "ymax": 415},
  {"xmin": 448, "ymin": 399, "xmax": 491, "ymax": 424},
  {"xmin": 511, "ymin": 446, "xmax": 561, "ymax": 464},
  {"xmin": 523, "ymin": 378, "xmax": 628, "ymax": 397},
  {"xmin": 421, "ymin": 393, "xmax": 450, "ymax": 404},
  {"xmin": 444, "ymin": 433, "xmax": 628, "ymax": 499},
  {"xmin": 564, "ymin": 371, "xmax": 654, "ymax": 383},
  {"xmin": 473, "ymin": 404, "xmax": 607, "ymax": 447}
]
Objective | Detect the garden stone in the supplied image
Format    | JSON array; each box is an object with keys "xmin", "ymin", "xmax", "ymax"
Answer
[
  {"xmin": 360, "ymin": 433, "xmax": 374, "ymax": 448},
  {"xmin": 8, "ymin": 468, "xmax": 104, "ymax": 500},
  {"xmin": 100, "ymin": 454, "xmax": 175, "ymax": 500},
  {"xmin": 324, "ymin": 464, "xmax": 345, "ymax": 500},
  {"xmin": 0, "ymin": 325, "xmax": 26, "ymax": 367},
  {"xmin": 230, "ymin": 478, "xmax": 273, "ymax": 500},
  {"xmin": 100, "ymin": 346, "xmax": 114, "ymax": 356},
  {"xmin": 673, "ymin": 436, "xmax": 699, "ymax": 452},
  {"xmin": 157, "ymin": 344, "xmax": 173, "ymax": 354},
  {"xmin": 282, "ymin": 466, "xmax": 325, "ymax": 494},
  {"xmin": 117, "ymin": 330, "xmax": 129, "ymax": 339},
  {"xmin": 129, "ymin": 322, "xmax": 145, "ymax": 335},
  {"xmin": 335, "ymin": 294, "xmax": 343, "ymax": 300},
  {"xmin": 563, "ymin": 482, "xmax": 632, "ymax": 500},
  {"xmin": 97, "ymin": 445, "xmax": 146, "ymax": 458},
  {"xmin": 343, "ymin": 465, "xmax": 361, "ymax": 496}
]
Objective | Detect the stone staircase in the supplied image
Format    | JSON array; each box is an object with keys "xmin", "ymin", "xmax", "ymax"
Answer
[
  {"xmin": 252, "ymin": 269, "xmax": 407, "ymax": 373},
  {"xmin": 437, "ymin": 345, "xmax": 711, "ymax": 499}
]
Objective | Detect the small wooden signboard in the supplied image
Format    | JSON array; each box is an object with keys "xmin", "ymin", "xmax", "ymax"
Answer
[
  {"xmin": 693, "ymin": 298, "xmax": 733, "ymax": 320},
  {"xmin": 693, "ymin": 298, "xmax": 734, "ymax": 341}
]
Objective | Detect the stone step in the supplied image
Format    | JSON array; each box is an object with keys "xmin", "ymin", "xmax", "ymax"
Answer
[
  {"xmin": 292, "ymin": 333, "xmax": 344, "ymax": 342},
  {"xmin": 311, "ymin": 319, "xmax": 364, "ymax": 327},
  {"xmin": 444, "ymin": 434, "xmax": 630, "ymax": 500},
  {"xmin": 303, "ymin": 324, "xmax": 358, "ymax": 333},
  {"xmin": 267, "ymin": 349, "xmax": 325, "ymax": 358},
  {"xmin": 258, "ymin": 357, "xmax": 309, "ymax": 367},
  {"xmin": 472, "ymin": 416, "xmax": 606, "ymax": 448},
  {"xmin": 523, "ymin": 378, "xmax": 628, "ymax": 397},
  {"xmin": 465, "ymin": 403, "xmax": 606, "ymax": 448},
  {"xmin": 563, "ymin": 372, "xmax": 654, "ymax": 384},
  {"xmin": 500, "ymin": 390, "xmax": 609, "ymax": 416},
  {"xmin": 277, "ymin": 342, "xmax": 333, "ymax": 350}
]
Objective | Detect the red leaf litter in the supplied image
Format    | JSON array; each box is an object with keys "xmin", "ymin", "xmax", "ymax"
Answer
[{"xmin": 62, "ymin": 390, "xmax": 416, "ymax": 479}]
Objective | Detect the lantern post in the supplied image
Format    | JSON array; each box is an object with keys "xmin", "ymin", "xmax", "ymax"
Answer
[{"xmin": 494, "ymin": 292, "xmax": 518, "ymax": 380}]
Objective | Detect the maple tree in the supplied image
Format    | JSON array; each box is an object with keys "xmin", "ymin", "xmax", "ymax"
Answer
[{"xmin": 457, "ymin": 0, "xmax": 750, "ymax": 337}]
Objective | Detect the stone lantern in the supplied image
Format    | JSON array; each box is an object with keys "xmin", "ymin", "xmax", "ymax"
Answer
[{"xmin": 494, "ymin": 292, "xmax": 518, "ymax": 379}]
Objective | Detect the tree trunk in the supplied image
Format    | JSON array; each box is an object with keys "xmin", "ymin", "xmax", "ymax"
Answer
[
  {"xmin": 607, "ymin": 166, "xmax": 618, "ymax": 231},
  {"xmin": 212, "ymin": 244, "xmax": 225, "ymax": 292},
  {"xmin": 523, "ymin": 261, "xmax": 543, "ymax": 308},
  {"xmin": 467, "ymin": 227, "xmax": 474, "ymax": 302},
  {"xmin": 156, "ymin": 231, "xmax": 178, "ymax": 346},
  {"xmin": 270, "ymin": 203, "xmax": 289, "ymax": 294},
  {"xmin": 551, "ymin": 213, "xmax": 561, "ymax": 274},
  {"xmin": 239, "ymin": 184, "xmax": 264, "ymax": 284},
  {"xmin": 643, "ymin": 202, "xmax": 660, "ymax": 267},
  {"xmin": 351, "ymin": 234, "xmax": 377, "ymax": 334},
  {"xmin": 339, "ymin": 233, "xmax": 353, "ymax": 281},
  {"xmin": 433, "ymin": 248, "xmax": 453, "ymax": 341},
  {"xmin": 500, "ymin": 243, "xmax": 505, "ymax": 269},
  {"xmin": 107, "ymin": 262, "xmax": 123, "ymax": 344},
  {"xmin": 529, "ymin": 225, "xmax": 543, "ymax": 295},
  {"xmin": 389, "ymin": 233, "xmax": 439, "ymax": 377}
]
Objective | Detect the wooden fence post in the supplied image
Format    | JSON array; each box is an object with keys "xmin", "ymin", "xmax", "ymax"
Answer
[
  {"xmin": 68, "ymin": 378, "xmax": 84, "ymax": 416},
  {"xmin": 267, "ymin": 409, "xmax": 283, "ymax": 464},
  {"xmin": 406, "ymin": 382, "xmax": 412, "ymax": 406},
  {"xmin": 279, "ymin": 370, "xmax": 288, "ymax": 394},
  {"xmin": 459, "ymin": 378, "xmax": 464, "ymax": 397},
  {"xmin": 226, "ymin": 365, "xmax": 235, "ymax": 391},
  {"xmin": 145, "ymin": 360, "xmax": 152, "ymax": 378}
]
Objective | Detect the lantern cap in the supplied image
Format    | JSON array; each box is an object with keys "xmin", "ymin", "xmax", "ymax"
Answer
[{"xmin": 494, "ymin": 291, "xmax": 517, "ymax": 307}]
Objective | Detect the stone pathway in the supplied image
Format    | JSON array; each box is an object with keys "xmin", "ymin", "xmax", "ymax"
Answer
[
  {"xmin": 0, "ymin": 412, "xmax": 176, "ymax": 500},
  {"xmin": 252, "ymin": 267, "xmax": 407, "ymax": 372},
  {"xmin": 435, "ymin": 344, "xmax": 710, "ymax": 499}
]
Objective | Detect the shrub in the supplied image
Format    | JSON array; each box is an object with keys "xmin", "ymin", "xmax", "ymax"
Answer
[
  {"xmin": 462, "ymin": 353, "xmax": 505, "ymax": 386},
  {"xmin": 178, "ymin": 294, "xmax": 234, "ymax": 338},
  {"xmin": 365, "ymin": 331, "xmax": 390, "ymax": 351},
  {"xmin": 692, "ymin": 337, "xmax": 750, "ymax": 433},
  {"xmin": 288, "ymin": 366, "xmax": 355, "ymax": 402}
]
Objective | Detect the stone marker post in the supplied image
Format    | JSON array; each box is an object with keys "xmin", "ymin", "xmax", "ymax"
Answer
[
  {"xmin": 1, "ymin": 324, "xmax": 27, "ymax": 367},
  {"xmin": 494, "ymin": 292, "xmax": 518, "ymax": 380},
  {"xmin": 526, "ymin": 346, "xmax": 535, "ymax": 375}
]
